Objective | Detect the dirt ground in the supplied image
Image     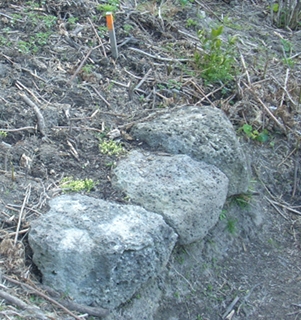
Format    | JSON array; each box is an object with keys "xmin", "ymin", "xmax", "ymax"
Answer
[{"xmin": 0, "ymin": 0, "xmax": 300, "ymax": 319}]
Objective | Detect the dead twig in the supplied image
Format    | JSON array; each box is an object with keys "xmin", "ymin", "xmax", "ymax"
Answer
[
  {"xmin": 88, "ymin": 17, "xmax": 107, "ymax": 58},
  {"xmin": 256, "ymin": 95, "xmax": 286, "ymax": 132},
  {"xmin": 0, "ymin": 228, "xmax": 29, "ymax": 240},
  {"xmin": 240, "ymin": 54, "xmax": 251, "ymax": 86},
  {"xmin": 52, "ymin": 126, "xmax": 103, "ymax": 132},
  {"xmin": 128, "ymin": 47, "xmax": 191, "ymax": 62},
  {"xmin": 195, "ymin": 83, "xmax": 226, "ymax": 105},
  {"xmin": 67, "ymin": 140, "xmax": 79, "ymax": 160},
  {"xmin": 266, "ymin": 197, "xmax": 301, "ymax": 216},
  {"xmin": 168, "ymin": 264, "xmax": 196, "ymax": 292},
  {"xmin": 277, "ymin": 147, "xmax": 297, "ymax": 167},
  {"xmin": 222, "ymin": 296, "xmax": 240, "ymax": 319},
  {"xmin": 0, "ymin": 127, "xmax": 35, "ymax": 133},
  {"xmin": 292, "ymin": 152, "xmax": 299, "ymax": 198},
  {"xmin": 265, "ymin": 196, "xmax": 289, "ymax": 220},
  {"xmin": 90, "ymin": 85, "xmax": 111, "ymax": 107},
  {"xmin": 134, "ymin": 68, "xmax": 153, "ymax": 91},
  {"xmin": 14, "ymin": 184, "xmax": 31, "ymax": 246},
  {"xmin": 15, "ymin": 80, "xmax": 44, "ymax": 104},
  {"xmin": 19, "ymin": 93, "xmax": 47, "ymax": 137},
  {"xmin": 68, "ymin": 44, "xmax": 102, "ymax": 85}
]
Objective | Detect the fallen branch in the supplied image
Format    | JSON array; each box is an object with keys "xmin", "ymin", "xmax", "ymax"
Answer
[
  {"xmin": 0, "ymin": 289, "xmax": 48, "ymax": 320},
  {"xmin": 3, "ymin": 275, "xmax": 84, "ymax": 320},
  {"xmin": 42, "ymin": 285, "xmax": 110, "ymax": 318}
]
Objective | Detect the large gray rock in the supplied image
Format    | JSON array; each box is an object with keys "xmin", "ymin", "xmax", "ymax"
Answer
[
  {"xmin": 112, "ymin": 151, "xmax": 229, "ymax": 245},
  {"xmin": 28, "ymin": 194, "xmax": 177, "ymax": 309},
  {"xmin": 130, "ymin": 105, "xmax": 250, "ymax": 196}
]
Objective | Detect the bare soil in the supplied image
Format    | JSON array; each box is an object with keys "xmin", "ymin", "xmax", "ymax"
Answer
[{"xmin": 0, "ymin": 0, "xmax": 300, "ymax": 319}]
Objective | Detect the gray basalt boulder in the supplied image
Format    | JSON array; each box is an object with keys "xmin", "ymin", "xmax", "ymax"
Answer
[
  {"xmin": 130, "ymin": 105, "xmax": 250, "ymax": 196},
  {"xmin": 28, "ymin": 194, "xmax": 177, "ymax": 309},
  {"xmin": 112, "ymin": 150, "xmax": 229, "ymax": 245}
]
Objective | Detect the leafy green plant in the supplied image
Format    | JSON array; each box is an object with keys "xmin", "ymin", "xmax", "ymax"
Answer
[
  {"xmin": 239, "ymin": 124, "xmax": 269, "ymax": 143},
  {"xmin": 34, "ymin": 32, "xmax": 50, "ymax": 46},
  {"xmin": 194, "ymin": 25, "xmax": 237, "ymax": 84},
  {"xmin": 99, "ymin": 139, "xmax": 124, "ymax": 156},
  {"xmin": 60, "ymin": 177, "xmax": 95, "ymax": 192},
  {"xmin": 97, "ymin": 0, "xmax": 119, "ymax": 14},
  {"xmin": 42, "ymin": 15, "xmax": 57, "ymax": 29}
]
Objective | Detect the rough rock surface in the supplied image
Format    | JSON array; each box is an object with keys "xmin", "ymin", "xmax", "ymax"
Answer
[
  {"xmin": 130, "ymin": 105, "xmax": 250, "ymax": 196},
  {"xmin": 28, "ymin": 194, "xmax": 177, "ymax": 309},
  {"xmin": 112, "ymin": 150, "xmax": 229, "ymax": 244}
]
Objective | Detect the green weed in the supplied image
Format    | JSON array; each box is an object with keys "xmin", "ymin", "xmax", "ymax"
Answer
[
  {"xmin": 123, "ymin": 24, "xmax": 133, "ymax": 34},
  {"xmin": 194, "ymin": 25, "xmax": 237, "ymax": 84},
  {"xmin": 99, "ymin": 139, "xmax": 124, "ymax": 156},
  {"xmin": 98, "ymin": 26, "xmax": 108, "ymax": 38},
  {"xmin": 60, "ymin": 177, "xmax": 95, "ymax": 192},
  {"xmin": 68, "ymin": 17, "xmax": 79, "ymax": 25},
  {"xmin": 186, "ymin": 18, "xmax": 197, "ymax": 28}
]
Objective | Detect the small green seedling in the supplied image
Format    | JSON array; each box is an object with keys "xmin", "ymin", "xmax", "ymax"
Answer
[
  {"xmin": 82, "ymin": 64, "xmax": 93, "ymax": 74},
  {"xmin": 186, "ymin": 18, "xmax": 197, "ymax": 28},
  {"xmin": 226, "ymin": 218, "xmax": 237, "ymax": 234},
  {"xmin": 219, "ymin": 210, "xmax": 227, "ymax": 220},
  {"xmin": 60, "ymin": 177, "xmax": 94, "ymax": 192},
  {"xmin": 99, "ymin": 139, "xmax": 124, "ymax": 156},
  {"xmin": 239, "ymin": 124, "xmax": 269, "ymax": 143},
  {"xmin": 230, "ymin": 193, "xmax": 252, "ymax": 209},
  {"xmin": 0, "ymin": 131, "xmax": 7, "ymax": 138}
]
